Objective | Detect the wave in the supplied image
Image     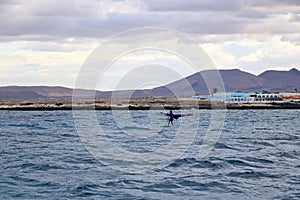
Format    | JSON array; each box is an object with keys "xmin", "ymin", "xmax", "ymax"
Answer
[
  {"xmin": 226, "ymin": 170, "xmax": 279, "ymax": 179},
  {"xmin": 120, "ymin": 125, "xmax": 153, "ymax": 131}
]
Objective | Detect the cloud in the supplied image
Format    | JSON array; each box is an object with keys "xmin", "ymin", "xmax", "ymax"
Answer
[
  {"xmin": 1, "ymin": 0, "xmax": 300, "ymax": 41},
  {"xmin": 38, "ymin": 68, "xmax": 52, "ymax": 77},
  {"xmin": 281, "ymin": 34, "xmax": 300, "ymax": 45},
  {"xmin": 0, "ymin": 0, "xmax": 144, "ymax": 39},
  {"xmin": 144, "ymin": 0, "xmax": 243, "ymax": 12},
  {"xmin": 289, "ymin": 13, "xmax": 300, "ymax": 22},
  {"xmin": 237, "ymin": 36, "xmax": 300, "ymax": 74},
  {"xmin": 246, "ymin": 0, "xmax": 300, "ymax": 7},
  {"xmin": 0, "ymin": 0, "xmax": 300, "ymax": 88},
  {"xmin": 144, "ymin": 0, "xmax": 300, "ymax": 12},
  {"xmin": 99, "ymin": 64, "xmax": 186, "ymax": 91}
]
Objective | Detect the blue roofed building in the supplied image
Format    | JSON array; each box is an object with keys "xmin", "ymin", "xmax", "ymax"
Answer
[{"xmin": 192, "ymin": 92, "xmax": 283, "ymax": 103}]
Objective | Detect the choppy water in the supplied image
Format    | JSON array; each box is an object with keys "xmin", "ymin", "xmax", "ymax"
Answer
[{"xmin": 0, "ymin": 110, "xmax": 299, "ymax": 199}]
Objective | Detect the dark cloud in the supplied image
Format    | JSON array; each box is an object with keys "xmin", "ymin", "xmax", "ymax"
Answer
[
  {"xmin": 0, "ymin": 0, "xmax": 20, "ymax": 6},
  {"xmin": 246, "ymin": 0, "xmax": 300, "ymax": 7},
  {"xmin": 144, "ymin": 0, "xmax": 243, "ymax": 12},
  {"xmin": 235, "ymin": 10, "xmax": 270, "ymax": 19},
  {"xmin": 0, "ymin": 0, "xmax": 300, "ymax": 42},
  {"xmin": 281, "ymin": 35, "xmax": 300, "ymax": 45},
  {"xmin": 0, "ymin": 11, "xmax": 255, "ymax": 38},
  {"xmin": 144, "ymin": 0, "xmax": 300, "ymax": 12}
]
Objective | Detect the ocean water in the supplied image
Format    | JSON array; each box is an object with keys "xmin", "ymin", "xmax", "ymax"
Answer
[{"xmin": 0, "ymin": 110, "xmax": 299, "ymax": 199}]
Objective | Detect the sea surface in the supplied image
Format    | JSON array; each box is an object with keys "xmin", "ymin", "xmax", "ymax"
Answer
[{"xmin": 0, "ymin": 110, "xmax": 299, "ymax": 199}]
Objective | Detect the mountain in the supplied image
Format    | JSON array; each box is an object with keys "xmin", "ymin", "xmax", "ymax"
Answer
[
  {"xmin": 258, "ymin": 68, "xmax": 300, "ymax": 91},
  {"xmin": 143, "ymin": 68, "xmax": 300, "ymax": 96},
  {"xmin": 0, "ymin": 68, "xmax": 299, "ymax": 98},
  {"xmin": 0, "ymin": 86, "xmax": 73, "ymax": 99},
  {"xmin": 218, "ymin": 69, "xmax": 266, "ymax": 91}
]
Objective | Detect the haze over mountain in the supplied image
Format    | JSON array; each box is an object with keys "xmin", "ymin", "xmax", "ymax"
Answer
[{"xmin": 0, "ymin": 68, "xmax": 299, "ymax": 99}]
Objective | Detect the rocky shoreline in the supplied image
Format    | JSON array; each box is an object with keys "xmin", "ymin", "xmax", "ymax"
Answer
[{"xmin": 0, "ymin": 97, "xmax": 300, "ymax": 110}]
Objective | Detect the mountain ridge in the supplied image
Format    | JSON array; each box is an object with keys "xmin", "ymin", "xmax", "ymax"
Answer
[{"xmin": 0, "ymin": 68, "xmax": 299, "ymax": 99}]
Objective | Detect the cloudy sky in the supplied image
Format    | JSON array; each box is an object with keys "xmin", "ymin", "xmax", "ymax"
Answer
[{"xmin": 1, "ymin": 0, "xmax": 300, "ymax": 90}]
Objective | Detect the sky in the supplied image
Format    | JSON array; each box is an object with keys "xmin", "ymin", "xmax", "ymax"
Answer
[{"xmin": 1, "ymin": 0, "xmax": 300, "ymax": 90}]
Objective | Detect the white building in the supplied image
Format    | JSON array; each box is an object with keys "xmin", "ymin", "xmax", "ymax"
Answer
[{"xmin": 193, "ymin": 92, "xmax": 284, "ymax": 103}]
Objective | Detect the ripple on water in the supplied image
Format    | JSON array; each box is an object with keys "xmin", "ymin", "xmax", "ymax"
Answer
[{"xmin": 0, "ymin": 110, "xmax": 299, "ymax": 199}]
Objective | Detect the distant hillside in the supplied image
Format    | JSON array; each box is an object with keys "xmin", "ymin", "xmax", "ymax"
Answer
[
  {"xmin": 0, "ymin": 68, "xmax": 299, "ymax": 98},
  {"xmin": 259, "ymin": 68, "xmax": 300, "ymax": 91},
  {"xmin": 0, "ymin": 86, "xmax": 113, "ymax": 99},
  {"xmin": 148, "ymin": 68, "xmax": 300, "ymax": 96},
  {"xmin": 0, "ymin": 86, "xmax": 73, "ymax": 99},
  {"xmin": 219, "ymin": 69, "xmax": 265, "ymax": 91}
]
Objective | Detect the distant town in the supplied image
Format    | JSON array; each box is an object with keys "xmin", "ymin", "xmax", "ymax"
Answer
[
  {"xmin": 193, "ymin": 91, "xmax": 300, "ymax": 104},
  {"xmin": 1, "ymin": 90, "xmax": 300, "ymax": 110},
  {"xmin": 0, "ymin": 68, "xmax": 299, "ymax": 109}
]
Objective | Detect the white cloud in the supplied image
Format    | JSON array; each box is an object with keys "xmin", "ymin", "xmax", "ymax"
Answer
[
  {"xmin": 203, "ymin": 43, "xmax": 236, "ymax": 69},
  {"xmin": 237, "ymin": 36, "xmax": 300, "ymax": 74},
  {"xmin": 96, "ymin": 49, "xmax": 198, "ymax": 90},
  {"xmin": 0, "ymin": 0, "xmax": 300, "ymax": 88},
  {"xmin": 0, "ymin": 42, "xmax": 89, "ymax": 87}
]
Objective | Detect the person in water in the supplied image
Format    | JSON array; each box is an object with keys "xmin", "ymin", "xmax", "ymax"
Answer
[{"xmin": 168, "ymin": 110, "xmax": 174, "ymax": 126}]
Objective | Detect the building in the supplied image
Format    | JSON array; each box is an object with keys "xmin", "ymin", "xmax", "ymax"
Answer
[
  {"xmin": 193, "ymin": 92, "xmax": 285, "ymax": 103},
  {"xmin": 280, "ymin": 92, "xmax": 300, "ymax": 101}
]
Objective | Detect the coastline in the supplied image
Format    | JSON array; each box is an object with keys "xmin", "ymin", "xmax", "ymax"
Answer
[{"xmin": 1, "ymin": 97, "xmax": 300, "ymax": 110}]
